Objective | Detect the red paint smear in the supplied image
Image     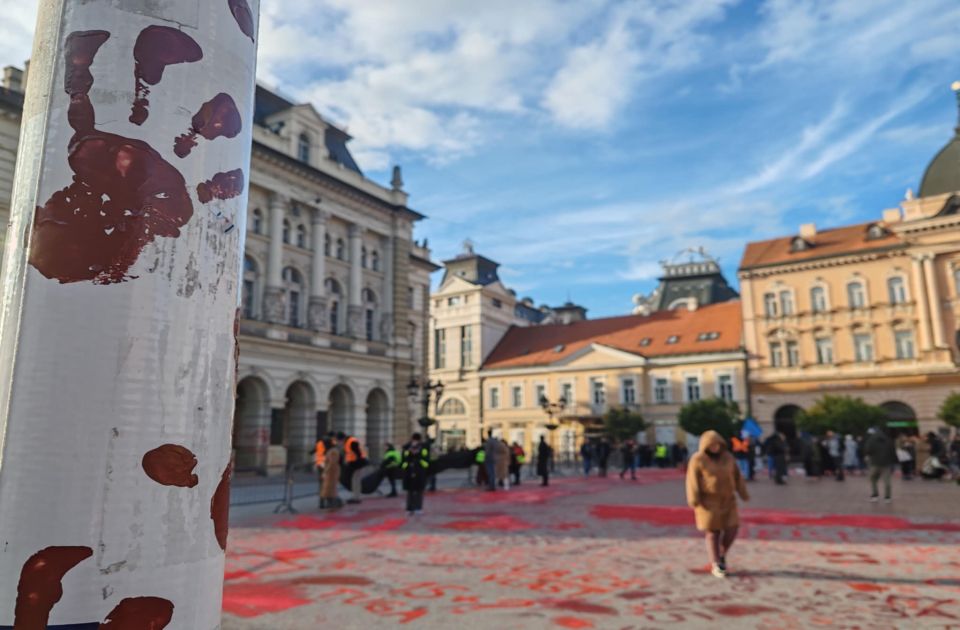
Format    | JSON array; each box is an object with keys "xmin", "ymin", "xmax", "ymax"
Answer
[
  {"xmin": 272, "ymin": 548, "xmax": 313, "ymax": 562},
  {"xmin": 174, "ymin": 93, "xmax": 242, "ymax": 158},
  {"xmin": 197, "ymin": 169, "xmax": 244, "ymax": 203},
  {"xmin": 713, "ymin": 604, "xmax": 778, "ymax": 617},
  {"xmin": 130, "ymin": 26, "xmax": 203, "ymax": 125},
  {"xmin": 554, "ymin": 617, "xmax": 595, "ymax": 629},
  {"xmin": 99, "ymin": 596, "xmax": 174, "ymax": 629},
  {"xmin": 224, "ymin": 570, "xmax": 256, "ymax": 581},
  {"xmin": 15, "ymin": 546, "xmax": 93, "ymax": 629},
  {"xmin": 141, "ymin": 444, "xmax": 198, "ymax": 488},
  {"xmin": 31, "ymin": 30, "xmax": 193, "ymax": 285},
  {"xmin": 228, "ymin": 0, "xmax": 256, "ymax": 41},
  {"xmin": 618, "ymin": 591, "xmax": 655, "ymax": 601},
  {"xmin": 848, "ymin": 582, "xmax": 888, "ymax": 592},
  {"xmin": 364, "ymin": 518, "xmax": 407, "ymax": 533},
  {"xmin": 293, "ymin": 575, "xmax": 374, "ymax": 586},
  {"xmin": 277, "ymin": 509, "xmax": 396, "ymax": 530},
  {"xmin": 543, "ymin": 600, "xmax": 619, "ymax": 616},
  {"xmin": 439, "ymin": 514, "xmax": 536, "ymax": 532},
  {"xmin": 211, "ymin": 463, "xmax": 232, "ymax": 551},
  {"xmin": 222, "ymin": 582, "xmax": 311, "ymax": 618}
]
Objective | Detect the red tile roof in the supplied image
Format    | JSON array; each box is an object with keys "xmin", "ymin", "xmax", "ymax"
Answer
[
  {"xmin": 739, "ymin": 221, "xmax": 902, "ymax": 270},
  {"xmin": 482, "ymin": 301, "xmax": 743, "ymax": 370}
]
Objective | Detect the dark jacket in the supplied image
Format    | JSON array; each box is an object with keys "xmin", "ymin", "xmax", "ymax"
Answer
[
  {"xmin": 537, "ymin": 441, "xmax": 553, "ymax": 475},
  {"xmin": 864, "ymin": 432, "xmax": 896, "ymax": 468},
  {"xmin": 401, "ymin": 441, "xmax": 431, "ymax": 491}
]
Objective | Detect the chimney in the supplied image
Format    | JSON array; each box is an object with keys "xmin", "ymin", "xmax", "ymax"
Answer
[
  {"xmin": 2, "ymin": 66, "xmax": 23, "ymax": 92},
  {"xmin": 799, "ymin": 223, "xmax": 817, "ymax": 240},
  {"xmin": 882, "ymin": 208, "xmax": 902, "ymax": 224}
]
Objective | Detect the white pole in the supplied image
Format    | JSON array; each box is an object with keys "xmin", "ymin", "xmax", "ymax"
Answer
[{"xmin": 0, "ymin": 0, "xmax": 259, "ymax": 628}]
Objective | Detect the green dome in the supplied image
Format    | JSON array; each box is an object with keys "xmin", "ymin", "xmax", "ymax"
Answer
[{"xmin": 919, "ymin": 131, "xmax": 960, "ymax": 198}]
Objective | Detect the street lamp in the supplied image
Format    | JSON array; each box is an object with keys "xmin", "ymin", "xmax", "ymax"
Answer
[
  {"xmin": 408, "ymin": 377, "xmax": 444, "ymax": 441},
  {"xmin": 540, "ymin": 395, "xmax": 567, "ymax": 473}
]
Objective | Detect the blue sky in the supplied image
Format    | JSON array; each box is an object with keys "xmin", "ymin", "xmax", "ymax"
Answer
[{"xmin": 4, "ymin": 0, "xmax": 960, "ymax": 317}]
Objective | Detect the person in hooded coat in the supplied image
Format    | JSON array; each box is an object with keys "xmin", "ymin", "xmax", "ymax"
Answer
[{"xmin": 686, "ymin": 430, "xmax": 750, "ymax": 578}]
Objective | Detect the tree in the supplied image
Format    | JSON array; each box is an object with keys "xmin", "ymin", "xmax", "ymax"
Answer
[
  {"xmin": 937, "ymin": 392, "xmax": 960, "ymax": 430},
  {"xmin": 603, "ymin": 407, "xmax": 647, "ymax": 442},
  {"xmin": 678, "ymin": 397, "xmax": 740, "ymax": 439},
  {"xmin": 796, "ymin": 395, "xmax": 887, "ymax": 437}
]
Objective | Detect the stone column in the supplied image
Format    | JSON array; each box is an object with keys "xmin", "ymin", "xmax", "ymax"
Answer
[
  {"xmin": 380, "ymin": 232, "xmax": 395, "ymax": 342},
  {"xmin": 265, "ymin": 194, "xmax": 286, "ymax": 323},
  {"xmin": 308, "ymin": 209, "xmax": 328, "ymax": 331},
  {"xmin": 911, "ymin": 256, "xmax": 933, "ymax": 351},
  {"xmin": 347, "ymin": 224, "xmax": 364, "ymax": 337},
  {"xmin": 923, "ymin": 255, "xmax": 946, "ymax": 348}
]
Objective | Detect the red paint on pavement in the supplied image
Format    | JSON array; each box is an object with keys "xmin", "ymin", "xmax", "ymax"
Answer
[
  {"xmin": 294, "ymin": 575, "xmax": 374, "ymax": 586},
  {"xmin": 221, "ymin": 582, "xmax": 311, "ymax": 618},
  {"xmin": 439, "ymin": 514, "xmax": 536, "ymax": 532},
  {"xmin": 544, "ymin": 600, "xmax": 619, "ymax": 615},
  {"xmin": 554, "ymin": 617, "xmax": 595, "ymax": 628},
  {"xmin": 849, "ymin": 582, "xmax": 887, "ymax": 592},
  {"xmin": 712, "ymin": 604, "xmax": 778, "ymax": 617},
  {"xmin": 365, "ymin": 518, "xmax": 407, "ymax": 533}
]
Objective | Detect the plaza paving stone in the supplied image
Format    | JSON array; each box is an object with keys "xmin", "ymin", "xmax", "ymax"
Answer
[{"xmin": 222, "ymin": 468, "xmax": 960, "ymax": 629}]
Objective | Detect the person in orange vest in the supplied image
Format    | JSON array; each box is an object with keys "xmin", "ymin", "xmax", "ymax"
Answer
[
  {"xmin": 338, "ymin": 431, "xmax": 369, "ymax": 504},
  {"xmin": 312, "ymin": 434, "xmax": 329, "ymax": 507},
  {"xmin": 731, "ymin": 432, "xmax": 751, "ymax": 480}
]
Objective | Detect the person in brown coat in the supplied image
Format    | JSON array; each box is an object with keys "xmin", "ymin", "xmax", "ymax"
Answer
[
  {"xmin": 320, "ymin": 437, "xmax": 342, "ymax": 509},
  {"xmin": 686, "ymin": 430, "xmax": 749, "ymax": 578},
  {"xmin": 494, "ymin": 439, "xmax": 511, "ymax": 490}
]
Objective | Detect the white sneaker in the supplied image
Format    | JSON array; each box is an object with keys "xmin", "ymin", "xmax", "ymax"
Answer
[
  {"xmin": 711, "ymin": 563, "xmax": 726, "ymax": 578},
  {"xmin": 869, "ymin": 495, "xmax": 879, "ymax": 503}
]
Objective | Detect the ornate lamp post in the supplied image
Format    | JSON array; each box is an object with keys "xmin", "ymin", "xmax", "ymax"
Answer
[
  {"xmin": 408, "ymin": 377, "xmax": 445, "ymax": 443},
  {"xmin": 540, "ymin": 395, "xmax": 567, "ymax": 473}
]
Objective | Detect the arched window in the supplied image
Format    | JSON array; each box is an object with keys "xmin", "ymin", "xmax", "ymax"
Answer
[
  {"xmin": 298, "ymin": 133, "xmax": 311, "ymax": 163},
  {"xmin": 282, "ymin": 219, "xmax": 291, "ymax": 245},
  {"xmin": 251, "ymin": 208, "xmax": 263, "ymax": 235},
  {"xmin": 438, "ymin": 398, "xmax": 467, "ymax": 415},
  {"xmin": 371, "ymin": 250, "xmax": 380, "ymax": 272},
  {"xmin": 847, "ymin": 281, "xmax": 866, "ymax": 309},
  {"xmin": 242, "ymin": 256, "xmax": 259, "ymax": 319},
  {"xmin": 326, "ymin": 278, "xmax": 342, "ymax": 335},
  {"xmin": 283, "ymin": 267, "xmax": 303, "ymax": 327},
  {"xmin": 887, "ymin": 276, "xmax": 907, "ymax": 304},
  {"xmin": 336, "ymin": 238, "xmax": 345, "ymax": 260},
  {"xmin": 810, "ymin": 285, "xmax": 828, "ymax": 313},
  {"xmin": 361, "ymin": 246, "xmax": 368, "ymax": 269},
  {"xmin": 363, "ymin": 288, "xmax": 377, "ymax": 341},
  {"xmin": 324, "ymin": 234, "xmax": 331, "ymax": 257},
  {"xmin": 296, "ymin": 224, "xmax": 307, "ymax": 249}
]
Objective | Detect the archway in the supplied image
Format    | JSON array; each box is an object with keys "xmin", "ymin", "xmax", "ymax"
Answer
[
  {"xmin": 881, "ymin": 401, "xmax": 917, "ymax": 435},
  {"xmin": 773, "ymin": 404, "xmax": 802, "ymax": 440},
  {"xmin": 328, "ymin": 384, "xmax": 355, "ymax": 436},
  {"xmin": 366, "ymin": 388, "xmax": 390, "ymax": 462},
  {"xmin": 284, "ymin": 381, "xmax": 316, "ymax": 467},
  {"xmin": 234, "ymin": 376, "xmax": 271, "ymax": 472}
]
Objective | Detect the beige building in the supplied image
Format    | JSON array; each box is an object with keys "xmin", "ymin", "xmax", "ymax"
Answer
[
  {"xmin": 0, "ymin": 65, "xmax": 435, "ymax": 473},
  {"xmin": 739, "ymin": 93, "xmax": 960, "ymax": 435},
  {"xmin": 481, "ymin": 299, "xmax": 747, "ymax": 458},
  {"xmin": 430, "ymin": 244, "xmax": 549, "ymax": 450}
]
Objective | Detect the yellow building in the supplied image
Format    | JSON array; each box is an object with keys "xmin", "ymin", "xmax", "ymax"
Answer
[
  {"xmin": 480, "ymin": 299, "xmax": 747, "ymax": 458},
  {"xmin": 739, "ymin": 92, "xmax": 960, "ymax": 435}
]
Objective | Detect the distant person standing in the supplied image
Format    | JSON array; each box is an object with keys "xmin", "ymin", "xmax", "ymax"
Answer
[
  {"xmin": 765, "ymin": 432, "xmax": 788, "ymax": 485},
  {"xmin": 509, "ymin": 441, "xmax": 525, "ymax": 486},
  {"xmin": 313, "ymin": 434, "xmax": 328, "ymax": 505},
  {"xmin": 731, "ymin": 433, "xmax": 750, "ymax": 479},
  {"xmin": 580, "ymin": 440, "xmax": 594, "ymax": 476},
  {"xmin": 401, "ymin": 433, "xmax": 431, "ymax": 516},
  {"xmin": 597, "ymin": 438, "xmax": 612, "ymax": 477},
  {"xmin": 619, "ymin": 440, "xmax": 637, "ymax": 480},
  {"xmin": 495, "ymin": 439, "xmax": 511, "ymax": 489},
  {"xmin": 686, "ymin": 430, "xmax": 750, "ymax": 578},
  {"xmin": 320, "ymin": 435, "xmax": 341, "ymax": 509},
  {"xmin": 484, "ymin": 430, "xmax": 498, "ymax": 491},
  {"xmin": 843, "ymin": 435, "xmax": 859, "ymax": 476},
  {"xmin": 826, "ymin": 431, "xmax": 845, "ymax": 481},
  {"xmin": 382, "ymin": 443, "xmax": 402, "ymax": 497},
  {"xmin": 537, "ymin": 436, "xmax": 553, "ymax": 486},
  {"xmin": 865, "ymin": 427, "xmax": 896, "ymax": 502}
]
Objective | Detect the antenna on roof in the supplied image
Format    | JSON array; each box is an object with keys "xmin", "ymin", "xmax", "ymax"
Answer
[
  {"xmin": 953, "ymin": 81, "xmax": 960, "ymax": 130},
  {"xmin": 461, "ymin": 238, "xmax": 475, "ymax": 255}
]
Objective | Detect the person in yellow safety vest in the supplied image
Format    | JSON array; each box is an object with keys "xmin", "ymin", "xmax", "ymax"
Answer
[
  {"xmin": 475, "ymin": 448, "xmax": 488, "ymax": 487},
  {"xmin": 731, "ymin": 433, "xmax": 751, "ymax": 480},
  {"xmin": 401, "ymin": 432, "xmax": 431, "ymax": 515},
  {"xmin": 382, "ymin": 443, "xmax": 401, "ymax": 498},
  {"xmin": 509, "ymin": 442, "xmax": 526, "ymax": 486},
  {"xmin": 655, "ymin": 443, "xmax": 669, "ymax": 468}
]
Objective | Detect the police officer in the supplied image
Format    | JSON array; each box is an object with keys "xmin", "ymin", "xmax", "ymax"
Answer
[
  {"xmin": 402, "ymin": 433, "xmax": 431, "ymax": 515},
  {"xmin": 382, "ymin": 443, "xmax": 401, "ymax": 497}
]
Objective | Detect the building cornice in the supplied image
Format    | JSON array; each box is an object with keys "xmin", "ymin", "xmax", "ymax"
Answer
[
  {"xmin": 738, "ymin": 246, "xmax": 908, "ymax": 278},
  {"xmin": 479, "ymin": 350, "xmax": 746, "ymax": 378}
]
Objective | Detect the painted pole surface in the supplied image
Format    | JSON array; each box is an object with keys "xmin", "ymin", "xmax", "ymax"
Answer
[{"xmin": 0, "ymin": 0, "xmax": 259, "ymax": 628}]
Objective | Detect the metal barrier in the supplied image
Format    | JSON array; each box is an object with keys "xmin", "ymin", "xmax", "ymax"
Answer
[{"xmin": 230, "ymin": 464, "xmax": 318, "ymax": 509}]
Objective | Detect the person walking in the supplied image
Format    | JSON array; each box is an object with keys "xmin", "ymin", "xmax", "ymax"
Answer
[
  {"xmin": 619, "ymin": 440, "xmax": 637, "ymax": 480},
  {"xmin": 597, "ymin": 438, "xmax": 612, "ymax": 477},
  {"xmin": 339, "ymin": 432, "xmax": 368, "ymax": 505},
  {"xmin": 580, "ymin": 440, "xmax": 594, "ymax": 476},
  {"xmin": 382, "ymin": 443, "xmax": 402, "ymax": 497},
  {"xmin": 864, "ymin": 427, "xmax": 896, "ymax": 502},
  {"xmin": 320, "ymin": 435, "xmax": 342, "ymax": 509},
  {"xmin": 483, "ymin": 430, "xmax": 498, "ymax": 491},
  {"xmin": 401, "ymin": 432, "xmax": 431, "ymax": 516},
  {"xmin": 843, "ymin": 434, "xmax": 858, "ymax": 476},
  {"xmin": 495, "ymin": 438, "xmax": 511, "ymax": 490},
  {"xmin": 313, "ymin": 434, "xmax": 328, "ymax": 506},
  {"xmin": 826, "ymin": 431, "xmax": 845, "ymax": 481},
  {"xmin": 686, "ymin": 430, "xmax": 750, "ymax": 579},
  {"xmin": 537, "ymin": 436, "xmax": 553, "ymax": 486},
  {"xmin": 509, "ymin": 441, "xmax": 525, "ymax": 486}
]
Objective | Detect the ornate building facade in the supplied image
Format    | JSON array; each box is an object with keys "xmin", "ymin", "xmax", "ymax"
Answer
[
  {"xmin": 739, "ymin": 92, "xmax": 960, "ymax": 435},
  {"xmin": 0, "ymin": 66, "xmax": 434, "ymax": 473}
]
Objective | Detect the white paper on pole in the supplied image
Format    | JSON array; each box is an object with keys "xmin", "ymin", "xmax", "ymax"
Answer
[{"xmin": 0, "ymin": 0, "xmax": 260, "ymax": 627}]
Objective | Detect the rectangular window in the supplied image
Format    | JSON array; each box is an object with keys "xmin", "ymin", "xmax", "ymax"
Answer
[
  {"xmin": 770, "ymin": 342, "xmax": 783, "ymax": 367},
  {"xmin": 242, "ymin": 279, "xmax": 255, "ymax": 319},
  {"xmin": 811, "ymin": 286, "xmax": 827, "ymax": 313},
  {"xmin": 894, "ymin": 330, "xmax": 915, "ymax": 359},
  {"xmin": 489, "ymin": 387, "xmax": 500, "ymax": 409},
  {"xmin": 786, "ymin": 341, "xmax": 800, "ymax": 367},
  {"xmin": 535, "ymin": 384, "xmax": 546, "ymax": 405},
  {"xmin": 685, "ymin": 376, "xmax": 701, "ymax": 402},
  {"xmin": 654, "ymin": 378, "xmax": 671, "ymax": 404},
  {"xmin": 460, "ymin": 325, "xmax": 473, "ymax": 367},
  {"xmin": 408, "ymin": 287, "xmax": 415, "ymax": 309},
  {"xmin": 591, "ymin": 379, "xmax": 606, "ymax": 406},
  {"xmin": 888, "ymin": 277, "xmax": 907, "ymax": 304},
  {"xmin": 717, "ymin": 374, "xmax": 734, "ymax": 401},
  {"xmin": 815, "ymin": 337, "xmax": 833, "ymax": 365},
  {"xmin": 511, "ymin": 386, "xmax": 523, "ymax": 408},
  {"xmin": 779, "ymin": 290, "xmax": 794, "ymax": 316},
  {"xmin": 288, "ymin": 291, "xmax": 300, "ymax": 327},
  {"xmin": 447, "ymin": 296, "xmax": 461, "ymax": 307},
  {"xmin": 848, "ymin": 283, "xmax": 866, "ymax": 309},
  {"xmin": 764, "ymin": 293, "xmax": 778, "ymax": 317},
  {"xmin": 853, "ymin": 333, "xmax": 874, "ymax": 362},
  {"xmin": 621, "ymin": 379, "xmax": 636, "ymax": 405},
  {"xmin": 434, "ymin": 329, "xmax": 446, "ymax": 369},
  {"xmin": 492, "ymin": 298, "xmax": 502, "ymax": 308},
  {"xmin": 560, "ymin": 382, "xmax": 573, "ymax": 405},
  {"xmin": 365, "ymin": 308, "xmax": 374, "ymax": 341}
]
